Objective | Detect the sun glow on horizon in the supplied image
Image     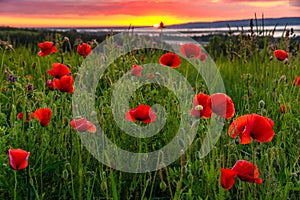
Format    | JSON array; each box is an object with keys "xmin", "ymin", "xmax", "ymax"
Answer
[{"xmin": 0, "ymin": 15, "xmax": 202, "ymax": 28}]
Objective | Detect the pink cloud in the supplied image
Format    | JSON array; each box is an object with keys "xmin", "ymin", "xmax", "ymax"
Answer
[
  {"xmin": 0, "ymin": 0, "xmax": 298, "ymax": 19},
  {"xmin": 289, "ymin": 0, "xmax": 300, "ymax": 7}
]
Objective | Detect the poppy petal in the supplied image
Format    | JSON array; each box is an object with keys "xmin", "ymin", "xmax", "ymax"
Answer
[
  {"xmin": 211, "ymin": 93, "xmax": 235, "ymax": 119},
  {"xmin": 77, "ymin": 43, "xmax": 92, "ymax": 57},
  {"xmin": 159, "ymin": 53, "xmax": 181, "ymax": 68},
  {"xmin": 293, "ymin": 77, "xmax": 300, "ymax": 86},
  {"xmin": 8, "ymin": 149, "xmax": 30, "ymax": 170},
  {"xmin": 131, "ymin": 64, "xmax": 143, "ymax": 76},
  {"xmin": 53, "ymin": 75, "xmax": 74, "ymax": 94},
  {"xmin": 228, "ymin": 115, "xmax": 249, "ymax": 138},
  {"xmin": 38, "ymin": 42, "xmax": 57, "ymax": 56},
  {"xmin": 125, "ymin": 105, "xmax": 156, "ymax": 124},
  {"xmin": 221, "ymin": 168, "xmax": 238, "ymax": 190},
  {"xmin": 47, "ymin": 63, "xmax": 71, "ymax": 79},
  {"xmin": 191, "ymin": 93, "xmax": 212, "ymax": 118},
  {"xmin": 34, "ymin": 108, "xmax": 52, "ymax": 127},
  {"xmin": 228, "ymin": 114, "xmax": 274, "ymax": 144},
  {"xmin": 87, "ymin": 124, "xmax": 97, "ymax": 133},
  {"xmin": 125, "ymin": 111, "xmax": 136, "ymax": 122},
  {"xmin": 71, "ymin": 118, "xmax": 96, "ymax": 133},
  {"xmin": 240, "ymin": 114, "xmax": 256, "ymax": 144},
  {"xmin": 250, "ymin": 115, "xmax": 275, "ymax": 143},
  {"xmin": 274, "ymin": 50, "xmax": 288, "ymax": 61},
  {"xmin": 232, "ymin": 160, "xmax": 262, "ymax": 184},
  {"xmin": 180, "ymin": 43, "xmax": 201, "ymax": 58}
]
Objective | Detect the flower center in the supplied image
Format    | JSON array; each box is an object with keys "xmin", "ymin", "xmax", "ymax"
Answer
[{"xmin": 195, "ymin": 105, "xmax": 203, "ymax": 111}]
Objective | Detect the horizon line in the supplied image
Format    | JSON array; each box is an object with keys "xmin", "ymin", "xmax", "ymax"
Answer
[{"xmin": 1, "ymin": 16, "xmax": 299, "ymax": 29}]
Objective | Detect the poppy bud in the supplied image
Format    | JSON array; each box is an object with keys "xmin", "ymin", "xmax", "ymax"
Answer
[
  {"xmin": 159, "ymin": 181, "xmax": 167, "ymax": 191},
  {"xmin": 62, "ymin": 169, "xmax": 69, "ymax": 180},
  {"xmin": 101, "ymin": 181, "xmax": 107, "ymax": 191},
  {"xmin": 269, "ymin": 56, "xmax": 273, "ymax": 61},
  {"xmin": 280, "ymin": 104, "xmax": 290, "ymax": 113},
  {"xmin": 278, "ymin": 75, "xmax": 286, "ymax": 84},
  {"xmin": 258, "ymin": 100, "xmax": 265, "ymax": 109},
  {"xmin": 46, "ymin": 80, "xmax": 55, "ymax": 91},
  {"xmin": 6, "ymin": 44, "xmax": 14, "ymax": 51},
  {"xmin": 147, "ymin": 74, "xmax": 154, "ymax": 79}
]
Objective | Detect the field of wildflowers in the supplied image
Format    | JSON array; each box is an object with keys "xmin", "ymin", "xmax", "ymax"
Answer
[{"xmin": 0, "ymin": 23, "xmax": 299, "ymax": 200}]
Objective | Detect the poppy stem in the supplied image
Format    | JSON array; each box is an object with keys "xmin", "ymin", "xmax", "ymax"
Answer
[
  {"xmin": 0, "ymin": 49, "xmax": 5, "ymax": 83},
  {"xmin": 251, "ymin": 142, "xmax": 257, "ymax": 197},
  {"xmin": 14, "ymin": 170, "xmax": 17, "ymax": 200}
]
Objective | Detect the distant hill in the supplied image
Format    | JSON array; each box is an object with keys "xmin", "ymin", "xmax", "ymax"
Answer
[{"xmin": 168, "ymin": 17, "xmax": 300, "ymax": 29}]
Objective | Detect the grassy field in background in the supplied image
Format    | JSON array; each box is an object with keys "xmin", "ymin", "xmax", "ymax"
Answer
[{"xmin": 0, "ymin": 25, "xmax": 299, "ymax": 200}]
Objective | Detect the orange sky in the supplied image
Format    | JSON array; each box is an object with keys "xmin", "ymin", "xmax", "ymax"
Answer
[{"xmin": 0, "ymin": 0, "xmax": 299, "ymax": 27}]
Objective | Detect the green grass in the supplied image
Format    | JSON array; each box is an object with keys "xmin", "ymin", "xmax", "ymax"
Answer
[{"xmin": 0, "ymin": 29, "xmax": 299, "ymax": 200}]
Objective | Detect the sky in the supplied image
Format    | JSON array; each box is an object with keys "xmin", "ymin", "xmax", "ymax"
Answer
[{"xmin": 0, "ymin": 0, "xmax": 299, "ymax": 27}]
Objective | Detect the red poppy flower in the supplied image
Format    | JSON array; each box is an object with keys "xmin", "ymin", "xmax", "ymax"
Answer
[
  {"xmin": 33, "ymin": 108, "xmax": 52, "ymax": 127},
  {"xmin": 126, "ymin": 105, "xmax": 156, "ymax": 124},
  {"xmin": 191, "ymin": 93, "xmax": 212, "ymax": 118},
  {"xmin": 221, "ymin": 168, "xmax": 238, "ymax": 190},
  {"xmin": 232, "ymin": 160, "xmax": 263, "ymax": 184},
  {"xmin": 47, "ymin": 63, "xmax": 71, "ymax": 79},
  {"xmin": 200, "ymin": 53, "xmax": 207, "ymax": 62},
  {"xmin": 27, "ymin": 75, "xmax": 33, "ymax": 80},
  {"xmin": 70, "ymin": 118, "xmax": 96, "ymax": 133},
  {"xmin": 228, "ymin": 114, "xmax": 274, "ymax": 144},
  {"xmin": 221, "ymin": 160, "xmax": 262, "ymax": 190},
  {"xmin": 274, "ymin": 50, "xmax": 288, "ymax": 61},
  {"xmin": 292, "ymin": 77, "xmax": 300, "ymax": 86},
  {"xmin": 180, "ymin": 43, "xmax": 201, "ymax": 58},
  {"xmin": 77, "ymin": 43, "xmax": 92, "ymax": 57},
  {"xmin": 17, "ymin": 112, "xmax": 34, "ymax": 122},
  {"xmin": 148, "ymin": 74, "xmax": 155, "ymax": 79},
  {"xmin": 53, "ymin": 75, "xmax": 74, "ymax": 94},
  {"xmin": 38, "ymin": 41, "xmax": 57, "ymax": 56},
  {"xmin": 159, "ymin": 53, "xmax": 181, "ymax": 68},
  {"xmin": 211, "ymin": 93, "xmax": 235, "ymax": 119},
  {"xmin": 46, "ymin": 80, "xmax": 55, "ymax": 91},
  {"xmin": 8, "ymin": 149, "xmax": 30, "ymax": 170},
  {"xmin": 131, "ymin": 64, "xmax": 143, "ymax": 76}
]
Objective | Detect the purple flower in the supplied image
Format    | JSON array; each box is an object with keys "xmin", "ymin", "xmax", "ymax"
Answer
[
  {"xmin": 8, "ymin": 74, "xmax": 17, "ymax": 82},
  {"xmin": 27, "ymin": 83, "xmax": 33, "ymax": 92}
]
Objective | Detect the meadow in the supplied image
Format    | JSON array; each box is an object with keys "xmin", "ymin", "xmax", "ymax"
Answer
[{"xmin": 0, "ymin": 21, "xmax": 299, "ymax": 200}]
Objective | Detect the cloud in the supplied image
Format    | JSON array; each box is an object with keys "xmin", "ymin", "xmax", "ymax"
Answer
[
  {"xmin": 289, "ymin": 0, "xmax": 300, "ymax": 7},
  {"xmin": 0, "ymin": 1, "xmax": 222, "ymax": 17},
  {"xmin": 0, "ymin": 0, "xmax": 298, "ymax": 21},
  {"xmin": 223, "ymin": 0, "xmax": 284, "ymax": 2}
]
